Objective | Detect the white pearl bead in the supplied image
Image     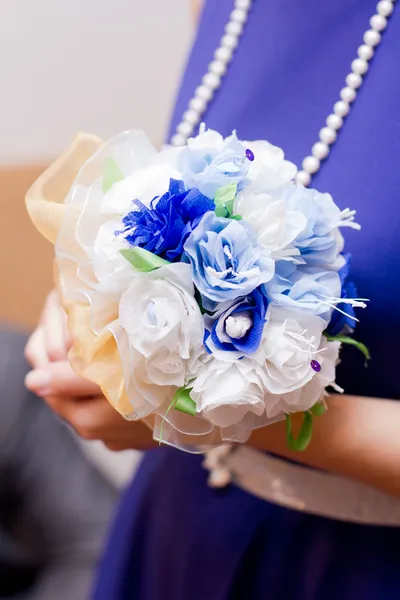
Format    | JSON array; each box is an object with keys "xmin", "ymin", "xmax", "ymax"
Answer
[
  {"xmin": 296, "ymin": 171, "xmax": 311, "ymax": 187},
  {"xmin": 195, "ymin": 85, "xmax": 213, "ymax": 101},
  {"xmin": 334, "ymin": 100, "xmax": 350, "ymax": 118},
  {"xmin": 183, "ymin": 109, "xmax": 200, "ymax": 125},
  {"xmin": 221, "ymin": 33, "xmax": 238, "ymax": 50},
  {"xmin": 351, "ymin": 58, "xmax": 369, "ymax": 75},
  {"xmin": 202, "ymin": 72, "xmax": 221, "ymax": 90},
  {"xmin": 171, "ymin": 133, "xmax": 187, "ymax": 147},
  {"xmin": 319, "ymin": 126, "xmax": 337, "ymax": 145},
  {"xmin": 302, "ymin": 155, "xmax": 320, "ymax": 174},
  {"xmin": 236, "ymin": 0, "xmax": 251, "ymax": 8},
  {"xmin": 189, "ymin": 96, "xmax": 207, "ymax": 114},
  {"xmin": 340, "ymin": 86, "xmax": 357, "ymax": 104},
  {"xmin": 326, "ymin": 113, "xmax": 343, "ymax": 130},
  {"xmin": 312, "ymin": 141, "xmax": 330, "ymax": 160},
  {"xmin": 231, "ymin": 8, "xmax": 248, "ymax": 23},
  {"xmin": 215, "ymin": 46, "xmax": 233, "ymax": 63},
  {"xmin": 357, "ymin": 44, "xmax": 374, "ymax": 61},
  {"xmin": 177, "ymin": 121, "xmax": 194, "ymax": 136},
  {"xmin": 208, "ymin": 467, "xmax": 231, "ymax": 488},
  {"xmin": 370, "ymin": 13, "xmax": 387, "ymax": 31},
  {"xmin": 377, "ymin": 1, "xmax": 394, "ymax": 17},
  {"xmin": 209, "ymin": 60, "xmax": 227, "ymax": 77},
  {"xmin": 345, "ymin": 72, "xmax": 362, "ymax": 89},
  {"xmin": 226, "ymin": 20, "xmax": 243, "ymax": 36},
  {"xmin": 363, "ymin": 28, "xmax": 381, "ymax": 47}
]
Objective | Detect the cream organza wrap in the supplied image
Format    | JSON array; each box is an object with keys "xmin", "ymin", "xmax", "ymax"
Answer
[{"xmin": 27, "ymin": 131, "xmax": 284, "ymax": 450}]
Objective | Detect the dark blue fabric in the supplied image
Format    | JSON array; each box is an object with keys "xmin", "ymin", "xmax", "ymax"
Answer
[{"xmin": 93, "ymin": 2, "xmax": 400, "ymax": 598}]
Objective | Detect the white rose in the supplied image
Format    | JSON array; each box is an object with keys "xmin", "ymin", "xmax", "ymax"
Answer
[
  {"xmin": 101, "ymin": 162, "xmax": 181, "ymax": 215},
  {"xmin": 245, "ymin": 140, "xmax": 297, "ymax": 193},
  {"xmin": 264, "ymin": 338, "xmax": 341, "ymax": 418},
  {"xmin": 110, "ymin": 322, "xmax": 175, "ymax": 417},
  {"xmin": 259, "ymin": 308, "xmax": 325, "ymax": 395},
  {"xmin": 119, "ymin": 263, "xmax": 204, "ymax": 387},
  {"xmin": 190, "ymin": 357, "xmax": 266, "ymax": 428},
  {"xmin": 91, "ymin": 220, "xmax": 133, "ymax": 294},
  {"xmin": 234, "ymin": 188, "xmax": 306, "ymax": 261}
]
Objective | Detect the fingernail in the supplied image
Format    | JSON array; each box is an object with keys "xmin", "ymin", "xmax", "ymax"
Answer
[{"xmin": 25, "ymin": 370, "xmax": 52, "ymax": 394}]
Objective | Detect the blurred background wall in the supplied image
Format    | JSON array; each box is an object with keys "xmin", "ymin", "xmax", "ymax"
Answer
[{"xmin": 0, "ymin": 0, "xmax": 193, "ymax": 329}]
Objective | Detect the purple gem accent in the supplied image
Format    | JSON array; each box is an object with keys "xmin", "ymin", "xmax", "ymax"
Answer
[
  {"xmin": 245, "ymin": 148, "xmax": 255, "ymax": 162},
  {"xmin": 310, "ymin": 360, "xmax": 321, "ymax": 373}
]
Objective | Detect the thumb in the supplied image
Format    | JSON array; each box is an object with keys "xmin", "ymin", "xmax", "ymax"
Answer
[{"xmin": 25, "ymin": 361, "xmax": 101, "ymax": 398}]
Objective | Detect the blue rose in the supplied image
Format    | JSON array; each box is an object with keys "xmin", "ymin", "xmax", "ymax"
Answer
[
  {"xmin": 281, "ymin": 184, "xmax": 342, "ymax": 267},
  {"xmin": 326, "ymin": 255, "xmax": 357, "ymax": 335},
  {"xmin": 178, "ymin": 129, "xmax": 250, "ymax": 199},
  {"xmin": 118, "ymin": 178, "xmax": 215, "ymax": 261},
  {"xmin": 183, "ymin": 211, "xmax": 274, "ymax": 310},
  {"xmin": 265, "ymin": 261, "xmax": 341, "ymax": 324},
  {"xmin": 204, "ymin": 288, "xmax": 269, "ymax": 359}
]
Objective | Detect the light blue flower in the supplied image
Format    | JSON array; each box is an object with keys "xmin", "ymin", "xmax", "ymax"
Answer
[
  {"xmin": 265, "ymin": 261, "xmax": 341, "ymax": 324},
  {"xmin": 178, "ymin": 129, "xmax": 250, "ymax": 199},
  {"xmin": 281, "ymin": 184, "xmax": 342, "ymax": 267},
  {"xmin": 183, "ymin": 211, "xmax": 275, "ymax": 311}
]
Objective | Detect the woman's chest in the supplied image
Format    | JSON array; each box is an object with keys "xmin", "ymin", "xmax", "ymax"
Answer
[{"xmin": 170, "ymin": 0, "xmax": 400, "ymax": 395}]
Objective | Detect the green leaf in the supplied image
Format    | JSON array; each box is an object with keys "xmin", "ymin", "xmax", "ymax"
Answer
[
  {"xmin": 285, "ymin": 412, "xmax": 313, "ymax": 452},
  {"xmin": 120, "ymin": 247, "xmax": 170, "ymax": 272},
  {"xmin": 325, "ymin": 334, "xmax": 370, "ymax": 362},
  {"xmin": 231, "ymin": 214, "xmax": 242, "ymax": 221},
  {"xmin": 173, "ymin": 387, "xmax": 197, "ymax": 416},
  {"xmin": 214, "ymin": 183, "xmax": 238, "ymax": 218},
  {"xmin": 310, "ymin": 402, "xmax": 326, "ymax": 417},
  {"xmin": 102, "ymin": 157, "xmax": 124, "ymax": 193}
]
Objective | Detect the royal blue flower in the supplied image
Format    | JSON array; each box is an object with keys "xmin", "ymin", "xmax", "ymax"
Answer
[
  {"xmin": 204, "ymin": 288, "xmax": 269, "ymax": 359},
  {"xmin": 183, "ymin": 211, "xmax": 274, "ymax": 311},
  {"xmin": 118, "ymin": 178, "xmax": 215, "ymax": 261},
  {"xmin": 326, "ymin": 255, "xmax": 357, "ymax": 335}
]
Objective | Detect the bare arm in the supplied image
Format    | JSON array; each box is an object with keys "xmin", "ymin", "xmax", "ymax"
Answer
[{"xmin": 250, "ymin": 394, "xmax": 400, "ymax": 498}]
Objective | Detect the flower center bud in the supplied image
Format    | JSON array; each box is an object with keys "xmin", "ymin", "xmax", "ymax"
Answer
[
  {"xmin": 146, "ymin": 300, "xmax": 167, "ymax": 328},
  {"xmin": 225, "ymin": 311, "xmax": 253, "ymax": 339}
]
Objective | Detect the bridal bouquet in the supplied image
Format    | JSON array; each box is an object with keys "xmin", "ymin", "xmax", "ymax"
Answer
[{"xmin": 26, "ymin": 126, "xmax": 367, "ymax": 451}]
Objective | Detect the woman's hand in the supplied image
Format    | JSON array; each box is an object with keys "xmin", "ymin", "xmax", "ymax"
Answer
[{"xmin": 25, "ymin": 291, "xmax": 156, "ymax": 451}]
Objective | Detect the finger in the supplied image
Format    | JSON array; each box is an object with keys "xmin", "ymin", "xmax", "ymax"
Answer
[
  {"xmin": 24, "ymin": 327, "xmax": 49, "ymax": 369},
  {"xmin": 44, "ymin": 291, "xmax": 71, "ymax": 362},
  {"xmin": 44, "ymin": 394, "xmax": 125, "ymax": 440},
  {"xmin": 25, "ymin": 361, "xmax": 101, "ymax": 398}
]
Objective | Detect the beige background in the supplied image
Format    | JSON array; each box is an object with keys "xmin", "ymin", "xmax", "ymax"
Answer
[{"xmin": 0, "ymin": 1, "xmax": 193, "ymax": 329}]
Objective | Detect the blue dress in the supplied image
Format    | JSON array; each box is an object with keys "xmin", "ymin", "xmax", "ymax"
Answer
[{"xmin": 93, "ymin": 1, "xmax": 400, "ymax": 598}]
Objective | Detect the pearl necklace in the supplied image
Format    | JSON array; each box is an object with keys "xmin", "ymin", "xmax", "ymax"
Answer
[{"xmin": 171, "ymin": 0, "xmax": 396, "ymax": 187}]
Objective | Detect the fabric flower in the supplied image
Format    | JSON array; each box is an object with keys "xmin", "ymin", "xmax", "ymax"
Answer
[
  {"xmin": 117, "ymin": 179, "xmax": 214, "ymax": 262},
  {"xmin": 204, "ymin": 288, "xmax": 269, "ymax": 360},
  {"xmin": 234, "ymin": 188, "xmax": 306, "ymax": 261},
  {"xmin": 183, "ymin": 211, "xmax": 274, "ymax": 310},
  {"xmin": 178, "ymin": 127, "xmax": 250, "ymax": 199},
  {"xmin": 265, "ymin": 262, "xmax": 341, "ymax": 324},
  {"xmin": 190, "ymin": 357, "xmax": 267, "ymax": 428},
  {"xmin": 119, "ymin": 263, "xmax": 204, "ymax": 387},
  {"xmin": 326, "ymin": 256, "xmax": 358, "ymax": 335},
  {"xmin": 258, "ymin": 307, "xmax": 326, "ymax": 395},
  {"xmin": 263, "ymin": 337, "xmax": 341, "ymax": 418},
  {"xmin": 281, "ymin": 184, "xmax": 343, "ymax": 268},
  {"xmin": 243, "ymin": 140, "xmax": 297, "ymax": 193}
]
